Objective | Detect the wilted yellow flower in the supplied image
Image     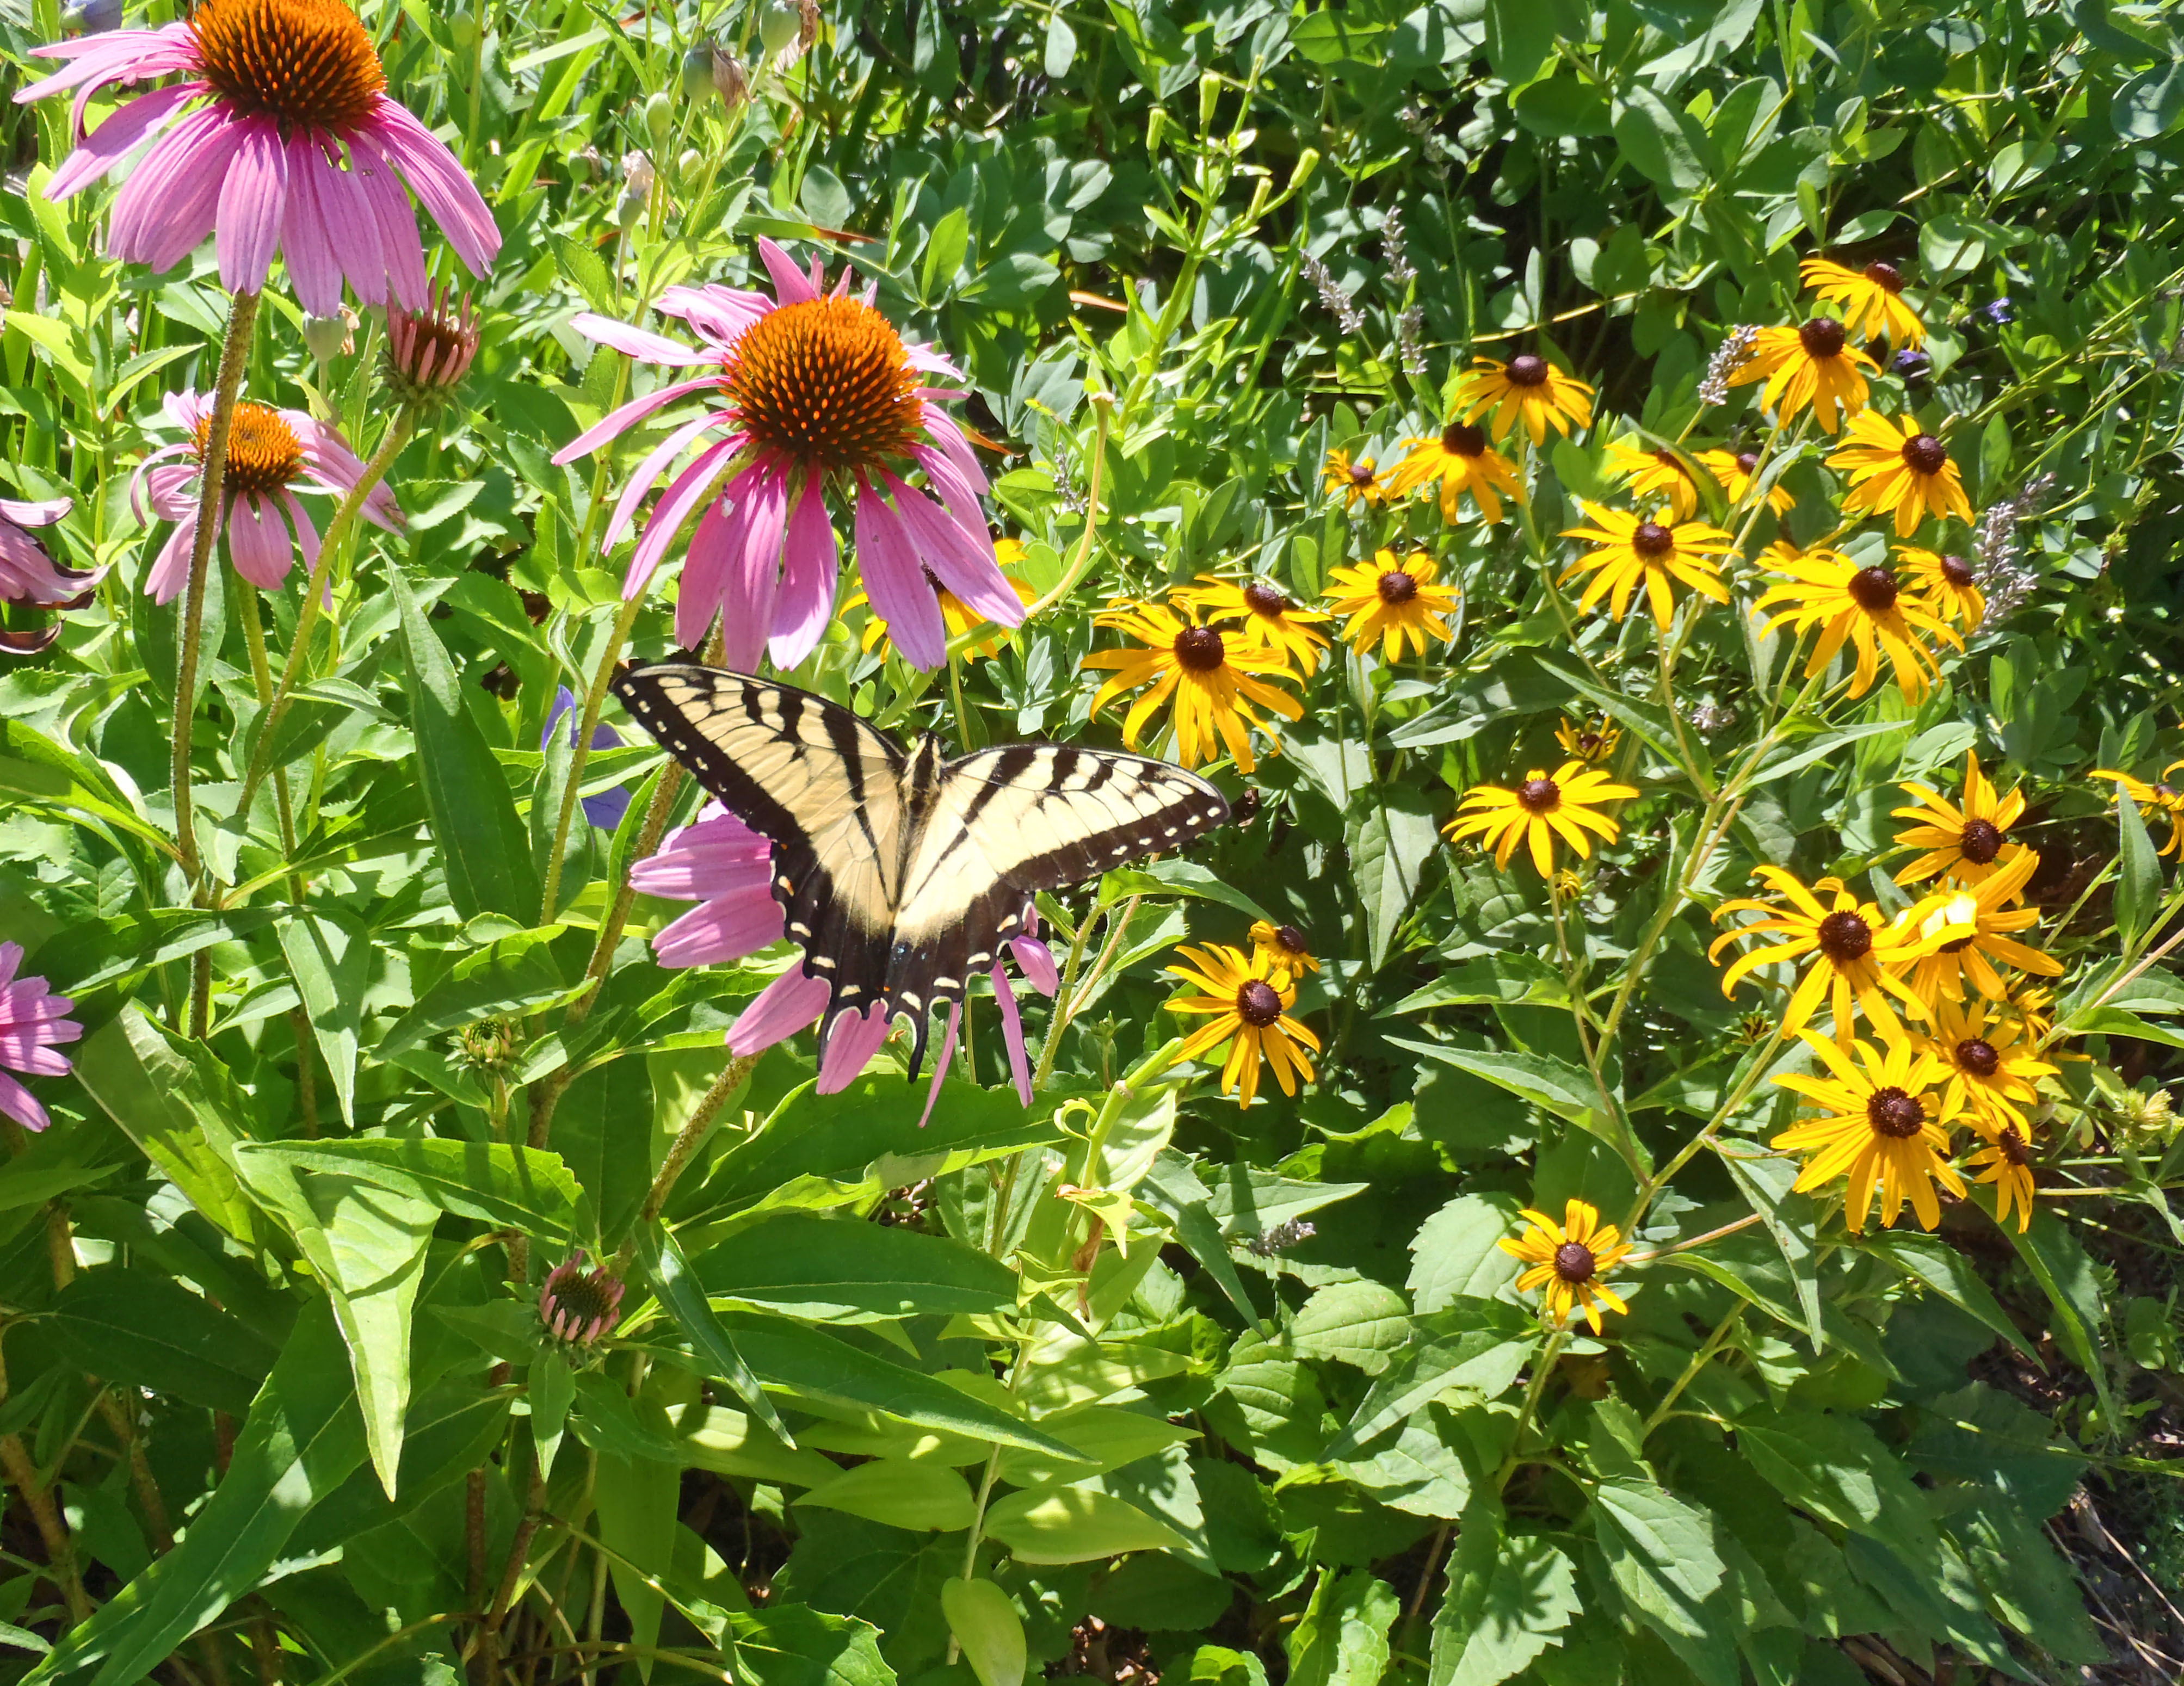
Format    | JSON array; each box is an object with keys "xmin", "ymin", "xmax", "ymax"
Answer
[
  {"xmin": 1556, "ymin": 715, "xmax": 1620, "ymax": 764},
  {"xmin": 1248, "ymin": 920, "xmax": 1319, "ymax": 989},
  {"xmin": 1965, "ymin": 1118, "xmax": 2037, "ymax": 1232},
  {"xmin": 1694, "ymin": 447, "xmax": 1796, "ymax": 516},
  {"xmin": 2090, "ymin": 763, "xmax": 2184, "ymax": 857}
]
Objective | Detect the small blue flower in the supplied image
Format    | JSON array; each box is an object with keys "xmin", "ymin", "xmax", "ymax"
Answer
[
  {"xmin": 544, "ymin": 685, "xmax": 631, "ymax": 831},
  {"xmin": 1979, "ymin": 298, "xmax": 2014, "ymax": 326},
  {"xmin": 60, "ymin": 0, "xmax": 121, "ymax": 34},
  {"xmin": 1891, "ymin": 348, "xmax": 1931, "ymax": 380}
]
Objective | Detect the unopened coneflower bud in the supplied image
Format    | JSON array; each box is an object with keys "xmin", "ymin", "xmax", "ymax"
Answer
[
  {"xmin": 678, "ymin": 148, "xmax": 703, "ymax": 180},
  {"xmin": 1198, "ymin": 70, "xmax": 1221, "ymax": 134},
  {"xmin": 643, "ymin": 90, "xmax": 674, "ymax": 146},
  {"xmin": 384, "ymin": 284, "xmax": 480, "ymax": 410},
  {"xmin": 1288, "ymin": 148, "xmax": 1321, "ymax": 197},
  {"xmin": 711, "ymin": 48, "xmax": 750, "ymax": 108},
  {"xmin": 539, "ymin": 1251, "xmax": 625, "ymax": 1348},
  {"xmin": 759, "ymin": 0, "xmax": 799, "ymax": 57},
  {"xmin": 303, "ymin": 313, "xmax": 351, "ymax": 366},
  {"xmin": 682, "ymin": 42, "xmax": 717, "ymax": 99}
]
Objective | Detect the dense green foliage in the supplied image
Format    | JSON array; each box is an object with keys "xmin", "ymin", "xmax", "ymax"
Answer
[{"xmin": 3, "ymin": 0, "xmax": 2184, "ymax": 1683}]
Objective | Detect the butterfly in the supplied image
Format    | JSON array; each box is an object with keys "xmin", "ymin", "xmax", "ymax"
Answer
[{"xmin": 611, "ymin": 662, "xmax": 1230, "ymax": 1074}]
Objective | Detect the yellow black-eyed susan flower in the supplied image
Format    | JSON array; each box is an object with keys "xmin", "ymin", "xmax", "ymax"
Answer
[
  {"xmin": 1558, "ymin": 504, "xmax": 1735, "ymax": 631},
  {"xmin": 1452, "ymin": 353, "xmax": 1595, "ymax": 446},
  {"xmin": 1966, "ymin": 1117, "xmax": 2037, "ymax": 1232},
  {"xmin": 1771, "ymin": 1030, "xmax": 1966, "ymax": 1232},
  {"xmin": 1752, "ymin": 542, "xmax": 1963, "ymax": 703},
  {"xmin": 1446, "ymin": 761, "xmax": 1636, "ymax": 879},
  {"xmin": 1892, "ymin": 749, "xmax": 2028, "ymax": 887},
  {"xmin": 1556, "ymin": 714, "xmax": 1621, "ymax": 764},
  {"xmin": 1902, "ymin": 851, "xmax": 2063, "ymax": 1008},
  {"xmin": 1083, "ymin": 600, "xmax": 1304, "ymax": 774},
  {"xmin": 1800, "ymin": 256, "xmax": 1927, "ymax": 348},
  {"xmin": 2091, "ymin": 763, "xmax": 2184, "ymax": 857},
  {"xmin": 1896, "ymin": 546, "xmax": 1985, "ymax": 632},
  {"xmin": 1164, "ymin": 942, "xmax": 1321, "ymax": 1107},
  {"xmin": 1603, "ymin": 440, "xmax": 1702, "ymax": 521},
  {"xmin": 1828, "ymin": 411, "xmax": 1973, "ymax": 536},
  {"xmin": 1917, "ymin": 997, "xmax": 2055, "ymax": 1129},
  {"xmin": 1249, "ymin": 920, "xmax": 1320, "ymax": 989},
  {"xmin": 1728, "ymin": 317, "xmax": 1880, "ymax": 431},
  {"xmin": 1694, "ymin": 447, "xmax": 1796, "ymax": 516},
  {"xmin": 1174, "ymin": 574, "xmax": 1332, "ymax": 674},
  {"xmin": 1323, "ymin": 448, "xmax": 1386, "ymax": 509},
  {"xmin": 1709, "ymin": 867, "xmax": 1942, "ymax": 1040},
  {"xmin": 1323, "ymin": 549, "xmax": 1460, "ymax": 661},
  {"xmin": 1498, "ymin": 1199, "xmax": 1632, "ymax": 1334},
  {"xmin": 1385, "ymin": 422, "xmax": 1525, "ymax": 524}
]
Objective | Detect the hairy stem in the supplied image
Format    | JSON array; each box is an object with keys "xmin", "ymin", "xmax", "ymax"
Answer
[{"xmin": 540, "ymin": 592, "xmax": 647, "ymax": 925}]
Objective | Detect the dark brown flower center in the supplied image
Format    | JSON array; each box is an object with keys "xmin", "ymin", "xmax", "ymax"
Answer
[
  {"xmin": 1863, "ymin": 260, "xmax": 1905, "ymax": 293},
  {"xmin": 1632, "ymin": 521, "xmax": 1675, "ymax": 559},
  {"xmin": 1552, "ymin": 1240, "xmax": 1596, "ymax": 1282},
  {"xmin": 1960, "ymin": 817, "xmax": 2003, "ymax": 864},
  {"xmin": 1901, "ymin": 433, "xmax": 1949, "ymax": 475},
  {"xmin": 1273, "ymin": 924, "xmax": 1310, "ymax": 957},
  {"xmin": 1955, "ymin": 1037, "xmax": 2001, "ymax": 1077},
  {"xmin": 1653, "ymin": 449, "xmax": 1683, "ymax": 473},
  {"xmin": 198, "ymin": 400, "xmax": 305, "ymax": 497},
  {"xmin": 1866, "ymin": 1086, "xmax": 1927, "ymax": 1139},
  {"xmin": 1577, "ymin": 732, "xmax": 1603, "ymax": 755},
  {"xmin": 1939, "ymin": 553, "xmax": 1976, "ymax": 587},
  {"xmin": 1517, "ymin": 777, "xmax": 1560, "ymax": 814},
  {"xmin": 1939, "ymin": 932, "xmax": 1977, "ymax": 954},
  {"xmin": 1440, "ymin": 422, "xmax": 1487, "ymax": 458},
  {"xmin": 721, "ymin": 296, "xmax": 923, "ymax": 471},
  {"xmin": 1736, "ymin": 451, "xmax": 1760, "ymax": 474},
  {"xmin": 1997, "ymin": 1124, "xmax": 2029, "ymax": 1166},
  {"xmin": 1505, "ymin": 354, "xmax": 1550, "ymax": 387},
  {"xmin": 1377, "ymin": 568, "xmax": 1420, "ymax": 606},
  {"xmin": 1348, "ymin": 458, "xmax": 1377, "ymax": 484},
  {"xmin": 1242, "ymin": 579, "xmax": 1288, "ymax": 617},
  {"xmin": 1173, "ymin": 625, "xmax": 1227, "ymax": 672},
  {"xmin": 1799, "ymin": 316, "xmax": 1848, "ymax": 359},
  {"xmin": 1816, "ymin": 909, "xmax": 1873, "ymax": 963},
  {"xmin": 1236, "ymin": 979, "xmax": 1284, "ymax": 1027},
  {"xmin": 190, "ymin": 0, "xmax": 387, "ymax": 133},
  {"xmin": 542, "ymin": 1264, "xmax": 621, "ymax": 1335},
  {"xmin": 1848, "ymin": 566, "xmax": 1900, "ymax": 613}
]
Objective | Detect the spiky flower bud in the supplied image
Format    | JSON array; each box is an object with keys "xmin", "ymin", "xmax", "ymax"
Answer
[
  {"xmin": 384, "ymin": 285, "xmax": 479, "ymax": 411},
  {"xmin": 540, "ymin": 1252, "xmax": 625, "ymax": 1347}
]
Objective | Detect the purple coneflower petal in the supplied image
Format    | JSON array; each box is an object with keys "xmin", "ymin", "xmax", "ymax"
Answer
[
  {"xmin": 0, "ymin": 498, "xmax": 71, "ymax": 529},
  {"xmin": 727, "ymin": 968, "xmax": 829, "ymax": 1057},
  {"xmin": 653, "ymin": 894, "xmax": 783, "ymax": 967},
  {"xmin": 816, "ymin": 1004, "xmax": 891, "ymax": 1092},
  {"xmin": 921, "ymin": 408, "xmax": 991, "ymax": 495},
  {"xmin": 44, "ymin": 80, "xmax": 191, "ymax": 198},
  {"xmin": 853, "ymin": 479, "xmax": 947, "ymax": 669},
  {"xmin": 364, "ymin": 100, "xmax": 501, "ymax": 276},
  {"xmin": 1011, "ymin": 934, "xmax": 1059, "ymax": 996},
  {"xmin": 145, "ymin": 515, "xmax": 198, "ymax": 605},
  {"xmin": 278, "ymin": 141, "xmax": 342, "ymax": 317},
  {"xmin": 569, "ymin": 312, "xmax": 712, "ymax": 367},
  {"xmin": 678, "ymin": 495, "xmax": 743, "ymax": 658},
  {"xmin": 991, "ymin": 962, "xmax": 1033, "ymax": 1104},
  {"xmin": 719, "ymin": 460, "xmax": 789, "ymax": 668},
  {"xmin": 603, "ymin": 411, "xmax": 720, "ymax": 557},
  {"xmin": 310, "ymin": 143, "xmax": 385, "ymax": 304},
  {"xmin": 346, "ymin": 129, "xmax": 430, "ymax": 307},
  {"xmin": 768, "ymin": 479, "xmax": 837, "ymax": 670},
  {"xmin": 917, "ymin": 1003, "xmax": 961, "ymax": 1128},
  {"xmin": 214, "ymin": 118, "xmax": 287, "ymax": 296},
  {"xmin": 656, "ymin": 283, "xmax": 769, "ymax": 348},
  {"xmin": 757, "ymin": 237, "xmax": 819, "ymax": 304},
  {"xmin": 226, "ymin": 493, "xmax": 292, "ymax": 589},
  {"xmin": 632, "ymin": 440, "xmax": 738, "ymax": 623},
  {"xmin": 279, "ymin": 490, "xmax": 321, "ymax": 566},
  {"xmin": 553, "ymin": 376, "xmax": 719, "ymax": 468},
  {"xmin": 0, "ymin": 1070, "xmax": 51, "ymax": 1133},
  {"xmin": 112, "ymin": 107, "xmax": 239, "ymax": 273},
  {"xmin": 881, "ymin": 474, "xmax": 1022, "ymax": 631}
]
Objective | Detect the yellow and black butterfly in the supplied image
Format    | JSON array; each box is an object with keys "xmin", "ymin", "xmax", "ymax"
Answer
[{"xmin": 612, "ymin": 662, "xmax": 1230, "ymax": 1074}]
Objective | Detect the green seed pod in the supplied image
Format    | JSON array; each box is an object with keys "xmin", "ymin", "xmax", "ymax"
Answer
[
  {"xmin": 682, "ymin": 44, "xmax": 716, "ymax": 100},
  {"xmin": 643, "ymin": 90, "xmax": 674, "ymax": 146},
  {"xmin": 758, "ymin": 0, "xmax": 799, "ymax": 56}
]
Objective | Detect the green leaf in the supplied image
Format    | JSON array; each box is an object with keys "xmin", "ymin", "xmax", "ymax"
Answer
[
  {"xmin": 2113, "ymin": 59, "xmax": 2184, "ymax": 141},
  {"xmin": 1098, "ymin": 857, "xmax": 1276, "ymax": 925},
  {"xmin": 374, "ymin": 927, "xmax": 572, "ymax": 1062},
  {"xmin": 1856, "ymin": 1228, "xmax": 2036, "ymax": 1361},
  {"xmin": 1429, "ymin": 1496, "xmax": 1580, "ymax": 1686},
  {"xmin": 1733, "ymin": 1408, "xmax": 1940, "ymax": 1562},
  {"xmin": 799, "ymin": 1460, "xmax": 977, "ymax": 1531},
  {"xmin": 1287, "ymin": 1568, "xmax": 1399, "ymax": 1686},
  {"xmin": 730, "ymin": 1605, "xmax": 899, "ymax": 1686},
  {"xmin": 1137, "ymin": 1153, "xmax": 1262, "ymax": 1331},
  {"xmin": 1407, "ymin": 1193, "xmax": 1524, "ymax": 1314},
  {"xmin": 278, "ymin": 912, "xmax": 368, "ymax": 1129},
  {"xmin": 72, "ymin": 1006, "xmax": 263, "ymax": 1247},
  {"xmin": 1719, "ymin": 1149, "xmax": 1823, "ymax": 1351},
  {"xmin": 26, "ymin": 908, "xmax": 278, "ymax": 998},
  {"xmin": 982, "ymin": 1487, "xmax": 1187, "ymax": 1564},
  {"xmin": 1481, "ymin": 0, "xmax": 1554, "ymax": 83},
  {"xmin": 1997, "ymin": 1205, "xmax": 2115, "ymax": 1420},
  {"xmin": 1334, "ymin": 1325, "xmax": 1532, "ymax": 1456},
  {"xmin": 1612, "ymin": 89, "xmax": 1709, "ymax": 193},
  {"xmin": 231, "ymin": 1154, "xmax": 436, "ymax": 1498},
  {"xmin": 2115, "ymin": 790, "xmax": 2162, "ymax": 944},
  {"xmin": 392, "ymin": 569, "xmax": 541, "ymax": 925},
  {"xmin": 1290, "ymin": 1282, "xmax": 1412, "ymax": 1373},
  {"xmin": 27, "ymin": 1299, "xmax": 367, "ymax": 1686},
  {"xmin": 1348, "ymin": 790, "xmax": 1442, "ymax": 970},
  {"xmin": 0, "ymin": 1163, "xmax": 116, "ymax": 1214},
  {"xmin": 1386, "ymin": 1040, "xmax": 1603, "ymax": 1128},
  {"xmin": 1591, "ymin": 1478, "xmax": 1735, "ymax": 1686},
  {"xmin": 1381, "ymin": 956, "xmax": 1568, "ymax": 1016},
  {"xmin": 46, "ymin": 1269, "xmax": 277, "ymax": 1416},
  {"xmin": 235, "ymin": 1138, "xmax": 581, "ymax": 1245},
  {"xmin": 942, "ymin": 1579, "xmax": 1025, "ymax": 1686},
  {"xmin": 693, "ymin": 1212, "xmax": 1018, "ymax": 1320},
  {"xmin": 595, "ymin": 1450, "xmax": 679, "ymax": 1674},
  {"xmin": 641, "ymin": 1224, "xmax": 794, "ymax": 1444}
]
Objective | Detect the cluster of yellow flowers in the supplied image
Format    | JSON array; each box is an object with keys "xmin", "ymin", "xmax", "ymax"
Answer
[{"xmin": 1709, "ymin": 749, "xmax": 2063, "ymax": 1233}]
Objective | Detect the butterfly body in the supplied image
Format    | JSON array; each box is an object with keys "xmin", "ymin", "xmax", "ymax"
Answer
[{"xmin": 611, "ymin": 662, "xmax": 1230, "ymax": 1074}]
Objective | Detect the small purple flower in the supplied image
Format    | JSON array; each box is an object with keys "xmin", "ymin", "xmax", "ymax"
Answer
[
  {"xmin": 1890, "ymin": 348, "xmax": 1931, "ymax": 381},
  {"xmin": 540, "ymin": 1251, "xmax": 624, "ymax": 1345},
  {"xmin": 543, "ymin": 686, "xmax": 630, "ymax": 831},
  {"xmin": 0, "ymin": 941, "xmax": 82, "ymax": 1133},
  {"xmin": 1979, "ymin": 298, "xmax": 2014, "ymax": 326}
]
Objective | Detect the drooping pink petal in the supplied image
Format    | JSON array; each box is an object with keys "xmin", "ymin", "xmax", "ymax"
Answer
[
  {"xmin": 678, "ymin": 493, "xmax": 742, "ymax": 652},
  {"xmin": 920, "ymin": 406, "xmax": 990, "ymax": 495},
  {"xmin": 552, "ymin": 375, "xmax": 719, "ymax": 466},
  {"xmin": 651, "ymin": 894, "xmax": 787, "ymax": 968},
  {"xmin": 0, "ymin": 497, "xmax": 71, "ymax": 529},
  {"xmin": 226, "ymin": 493, "xmax": 294, "ymax": 590},
  {"xmin": 916, "ymin": 1003, "xmax": 961, "ymax": 1128},
  {"xmin": 881, "ymin": 473, "xmax": 1021, "ymax": 631},
  {"xmin": 279, "ymin": 490, "xmax": 322, "ymax": 566},
  {"xmin": 0, "ymin": 1069, "xmax": 51, "ymax": 1133},
  {"xmin": 110, "ymin": 107, "xmax": 241, "ymax": 274},
  {"xmin": 816, "ymin": 1004, "xmax": 891, "ymax": 1093},
  {"xmin": 1011, "ymin": 934, "xmax": 1059, "ymax": 996},
  {"xmin": 361, "ymin": 100, "xmax": 501, "ymax": 275},
  {"xmin": 567, "ymin": 312, "xmax": 711, "ymax": 367},
  {"xmin": 344, "ymin": 128, "xmax": 430, "ymax": 308},
  {"xmin": 853, "ymin": 478, "xmax": 946, "ymax": 669},
  {"xmin": 278, "ymin": 136, "xmax": 342, "ymax": 317},
  {"xmin": 768, "ymin": 477, "xmax": 837, "ymax": 670},
  {"xmin": 631, "ymin": 439, "xmax": 738, "ymax": 608},
  {"xmin": 757, "ymin": 237, "xmax": 819, "ymax": 304},
  {"xmin": 656, "ymin": 283, "xmax": 770, "ymax": 349},
  {"xmin": 45, "ymin": 81, "xmax": 193, "ymax": 199},
  {"xmin": 214, "ymin": 116, "xmax": 287, "ymax": 297},
  {"xmin": 727, "ymin": 967, "xmax": 829, "ymax": 1057},
  {"xmin": 309, "ymin": 139, "xmax": 385, "ymax": 307},
  {"xmin": 990, "ymin": 963, "xmax": 1033, "ymax": 1104},
  {"xmin": 720, "ymin": 459, "xmax": 788, "ymax": 669},
  {"xmin": 144, "ymin": 515, "xmax": 198, "ymax": 605},
  {"xmin": 602, "ymin": 410, "xmax": 720, "ymax": 555}
]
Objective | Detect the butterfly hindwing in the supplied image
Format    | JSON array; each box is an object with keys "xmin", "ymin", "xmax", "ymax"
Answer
[{"xmin": 610, "ymin": 664, "xmax": 906, "ymax": 1017}]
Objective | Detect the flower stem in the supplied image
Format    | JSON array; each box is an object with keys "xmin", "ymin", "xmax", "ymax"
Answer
[
  {"xmin": 610, "ymin": 1053, "xmax": 755, "ymax": 1274},
  {"xmin": 237, "ymin": 407, "xmax": 416, "ymax": 821},
  {"xmin": 540, "ymin": 592, "xmax": 648, "ymax": 925},
  {"xmin": 1492, "ymin": 1328, "xmax": 1569, "ymax": 1492}
]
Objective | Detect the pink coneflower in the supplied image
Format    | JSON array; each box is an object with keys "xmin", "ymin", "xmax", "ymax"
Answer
[
  {"xmin": 553, "ymin": 238, "xmax": 1020, "ymax": 670},
  {"xmin": 0, "ymin": 496, "xmax": 99, "ymax": 605},
  {"xmin": 0, "ymin": 941, "xmax": 82, "ymax": 1133},
  {"xmin": 539, "ymin": 1251, "xmax": 623, "ymax": 1346},
  {"xmin": 132, "ymin": 387, "xmax": 401, "ymax": 603},
  {"xmin": 630, "ymin": 802, "xmax": 1057, "ymax": 1106},
  {"xmin": 16, "ymin": 0, "xmax": 499, "ymax": 315}
]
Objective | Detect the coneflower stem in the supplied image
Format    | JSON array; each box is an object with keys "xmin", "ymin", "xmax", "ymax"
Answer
[
  {"xmin": 174, "ymin": 287, "xmax": 260, "ymax": 1039},
  {"xmin": 539, "ymin": 590, "xmax": 647, "ymax": 925},
  {"xmin": 236, "ymin": 407, "xmax": 415, "ymax": 823},
  {"xmin": 610, "ymin": 1053, "xmax": 756, "ymax": 1274}
]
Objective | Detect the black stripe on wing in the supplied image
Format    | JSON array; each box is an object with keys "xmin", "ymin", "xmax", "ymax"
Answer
[{"xmin": 941, "ymin": 746, "xmax": 1231, "ymax": 893}]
